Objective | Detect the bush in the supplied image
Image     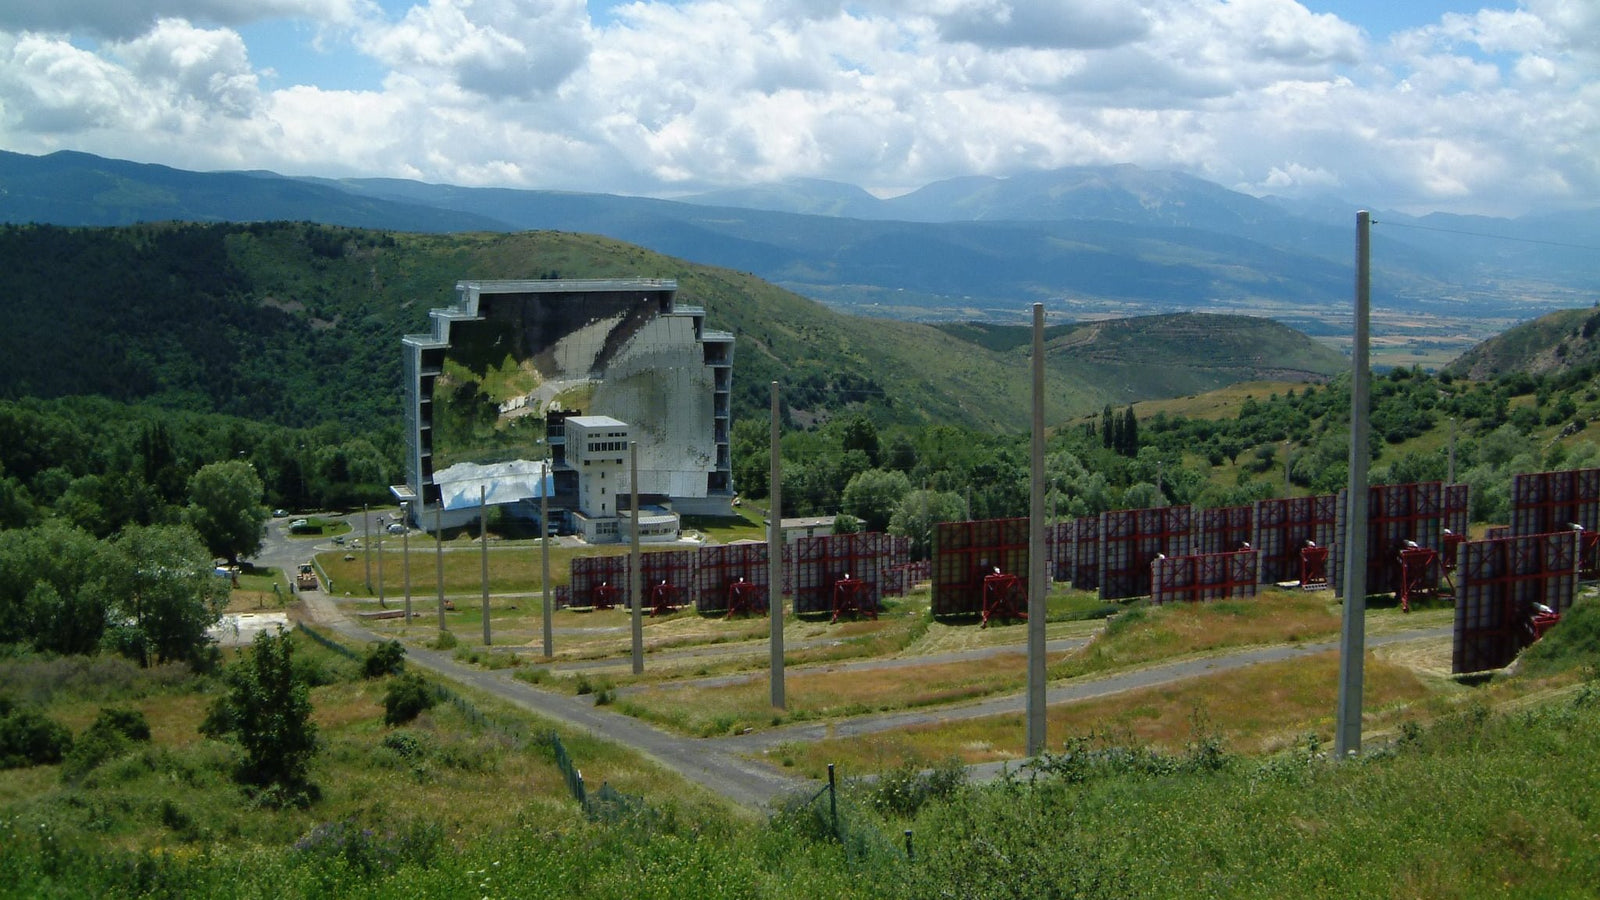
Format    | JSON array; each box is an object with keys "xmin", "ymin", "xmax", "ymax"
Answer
[
  {"xmin": 363, "ymin": 640, "xmax": 406, "ymax": 679},
  {"xmin": 0, "ymin": 701, "xmax": 73, "ymax": 769},
  {"xmin": 383, "ymin": 672, "xmax": 436, "ymax": 726},
  {"xmin": 61, "ymin": 707, "xmax": 152, "ymax": 782},
  {"xmin": 865, "ymin": 756, "xmax": 967, "ymax": 818},
  {"xmin": 200, "ymin": 630, "xmax": 318, "ymax": 806},
  {"xmin": 429, "ymin": 631, "xmax": 458, "ymax": 651}
]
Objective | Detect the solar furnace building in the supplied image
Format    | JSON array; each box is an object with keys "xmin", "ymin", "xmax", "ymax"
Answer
[{"xmin": 401, "ymin": 279, "xmax": 734, "ymax": 531}]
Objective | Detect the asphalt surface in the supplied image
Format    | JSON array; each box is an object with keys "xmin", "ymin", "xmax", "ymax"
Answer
[{"xmin": 250, "ymin": 513, "xmax": 1456, "ymax": 812}]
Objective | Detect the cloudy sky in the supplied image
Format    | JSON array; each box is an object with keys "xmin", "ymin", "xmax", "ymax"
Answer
[{"xmin": 0, "ymin": 1, "xmax": 1594, "ymax": 216}]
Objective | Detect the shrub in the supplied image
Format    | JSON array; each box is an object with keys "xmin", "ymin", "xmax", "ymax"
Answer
[
  {"xmin": 362, "ymin": 640, "xmax": 406, "ymax": 679},
  {"xmin": 0, "ymin": 701, "xmax": 73, "ymax": 768},
  {"xmin": 865, "ymin": 756, "xmax": 967, "ymax": 818},
  {"xmin": 383, "ymin": 672, "xmax": 435, "ymax": 726},
  {"xmin": 61, "ymin": 707, "xmax": 152, "ymax": 782},
  {"xmin": 513, "ymin": 667, "xmax": 551, "ymax": 686},
  {"xmin": 200, "ymin": 630, "xmax": 318, "ymax": 806},
  {"xmin": 430, "ymin": 631, "xmax": 458, "ymax": 651}
]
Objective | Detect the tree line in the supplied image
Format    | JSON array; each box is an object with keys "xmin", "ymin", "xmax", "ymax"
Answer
[{"xmin": 732, "ymin": 365, "xmax": 1600, "ymax": 557}]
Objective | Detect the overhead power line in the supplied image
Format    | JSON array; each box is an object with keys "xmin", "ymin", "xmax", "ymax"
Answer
[{"xmin": 1374, "ymin": 219, "xmax": 1600, "ymax": 253}]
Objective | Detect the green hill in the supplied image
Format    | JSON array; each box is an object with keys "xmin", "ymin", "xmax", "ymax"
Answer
[
  {"xmin": 0, "ymin": 222, "xmax": 1343, "ymax": 433},
  {"xmin": 1444, "ymin": 306, "xmax": 1600, "ymax": 382}
]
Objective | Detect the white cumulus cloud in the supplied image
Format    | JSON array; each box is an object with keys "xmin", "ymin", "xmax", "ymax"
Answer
[{"xmin": 0, "ymin": 0, "xmax": 1595, "ymax": 215}]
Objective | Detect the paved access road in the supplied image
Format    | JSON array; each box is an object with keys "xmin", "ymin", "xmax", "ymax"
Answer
[{"xmin": 254, "ymin": 521, "xmax": 1452, "ymax": 811}]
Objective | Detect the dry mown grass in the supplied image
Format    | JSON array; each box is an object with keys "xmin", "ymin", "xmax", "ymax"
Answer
[
  {"xmin": 1050, "ymin": 589, "xmax": 1341, "ymax": 679},
  {"xmin": 766, "ymin": 651, "xmax": 1434, "ymax": 777},
  {"xmin": 621, "ymin": 647, "xmax": 1078, "ymax": 736}
]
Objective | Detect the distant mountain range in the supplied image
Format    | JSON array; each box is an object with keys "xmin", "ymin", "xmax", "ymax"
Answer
[{"xmin": 3, "ymin": 149, "xmax": 1595, "ymax": 335}]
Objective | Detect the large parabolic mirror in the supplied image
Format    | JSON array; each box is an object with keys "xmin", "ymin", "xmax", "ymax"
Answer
[{"xmin": 403, "ymin": 280, "xmax": 734, "ymax": 521}]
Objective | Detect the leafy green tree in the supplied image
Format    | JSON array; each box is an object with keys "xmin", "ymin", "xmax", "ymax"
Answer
[
  {"xmin": 831, "ymin": 513, "xmax": 863, "ymax": 534},
  {"xmin": 889, "ymin": 489, "xmax": 967, "ymax": 560},
  {"xmin": 1120, "ymin": 482, "xmax": 1164, "ymax": 510},
  {"xmin": 1119, "ymin": 406, "xmax": 1140, "ymax": 457},
  {"xmin": 184, "ymin": 460, "xmax": 267, "ymax": 565},
  {"xmin": 836, "ymin": 413, "xmax": 881, "ymax": 467},
  {"xmin": 0, "ymin": 522, "xmax": 117, "ymax": 655},
  {"xmin": 884, "ymin": 433, "xmax": 918, "ymax": 473},
  {"xmin": 730, "ymin": 419, "xmax": 769, "ymax": 499},
  {"xmin": 0, "ymin": 473, "xmax": 37, "ymax": 530},
  {"xmin": 201, "ymin": 630, "xmax": 319, "ymax": 806},
  {"xmin": 841, "ymin": 468, "xmax": 912, "ymax": 533},
  {"xmin": 107, "ymin": 524, "xmax": 230, "ymax": 667}
]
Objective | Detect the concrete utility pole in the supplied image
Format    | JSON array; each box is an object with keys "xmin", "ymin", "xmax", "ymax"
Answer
[
  {"xmin": 1336, "ymin": 210, "xmax": 1373, "ymax": 758},
  {"xmin": 1448, "ymin": 417, "xmax": 1457, "ymax": 484},
  {"xmin": 630, "ymin": 441, "xmax": 644, "ymax": 676},
  {"xmin": 481, "ymin": 485, "xmax": 491, "ymax": 646},
  {"xmin": 363, "ymin": 503, "xmax": 372, "ymax": 592},
  {"xmin": 376, "ymin": 531, "xmax": 385, "ymax": 607},
  {"xmin": 541, "ymin": 442, "xmax": 553, "ymax": 658},
  {"xmin": 1027, "ymin": 302, "xmax": 1048, "ymax": 757},
  {"xmin": 436, "ymin": 503, "xmax": 445, "ymax": 633},
  {"xmin": 401, "ymin": 502, "xmax": 411, "ymax": 626},
  {"xmin": 769, "ymin": 381, "xmax": 786, "ymax": 709}
]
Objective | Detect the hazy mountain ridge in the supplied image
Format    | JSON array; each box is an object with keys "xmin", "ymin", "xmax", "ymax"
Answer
[
  {"xmin": 0, "ymin": 221, "xmax": 1343, "ymax": 433},
  {"xmin": 3, "ymin": 149, "xmax": 1593, "ymax": 335}
]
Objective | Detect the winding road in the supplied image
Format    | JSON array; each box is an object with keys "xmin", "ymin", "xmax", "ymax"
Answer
[{"xmin": 252, "ymin": 512, "xmax": 1453, "ymax": 811}]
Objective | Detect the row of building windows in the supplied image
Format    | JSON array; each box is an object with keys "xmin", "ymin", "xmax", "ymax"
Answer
[{"xmin": 587, "ymin": 441, "xmax": 627, "ymax": 453}]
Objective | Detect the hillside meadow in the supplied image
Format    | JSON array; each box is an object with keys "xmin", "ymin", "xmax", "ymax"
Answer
[{"xmin": 4, "ymin": 599, "xmax": 1600, "ymax": 897}]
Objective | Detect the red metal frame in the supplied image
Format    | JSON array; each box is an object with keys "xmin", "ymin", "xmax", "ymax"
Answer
[
  {"xmin": 1198, "ymin": 506, "xmax": 1253, "ymax": 556},
  {"xmin": 981, "ymin": 571, "xmax": 1025, "ymax": 625},
  {"xmin": 648, "ymin": 580, "xmax": 681, "ymax": 617},
  {"xmin": 831, "ymin": 575, "xmax": 876, "ymax": 623},
  {"xmin": 1441, "ymin": 530, "xmax": 1467, "ymax": 572},
  {"xmin": 1099, "ymin": 506, "xmax": 1194, "ymax": 601},
  {"xmin": 1453, "ymin": 530, "xmax": 1579, "ymax": 673},
  {"xmin": 1150, "ymin": 551, "xmax": 1258, "ymax": 605},
  {"xmin": 1511, "ymin": 468, "xmax": 1600, "ymax": 577},
  {"xmin": 794, "ymin": 533, "xmax": 886, "ymax": 617},
  {"xmin": 1396, "ymin": 546, "xmax": 1453, "ymax": 612},
  {"xmin": 931, "ymin": 518, "xmax": 1028, "ymax": 617},
  {"xmin": 1253, "ymin": 494, "xmax": 1338, "ymax": 586},
  {"xmin": 591, "ymin": 582, "xmax": 621, "ymax": 610},
  {"xmin": 570, "ymin": 554, "xmax": 630, "ymax": 609},
  {"xmin": 726, "ymin": 578, "xmax": 764, "ymax": 618},
  {"xmin": 1299, "ymin": 543, "xmax": 1329, "ymax": 589},
  {"xmin": 694, "ymin": 543, "xmax": 768, "ymax": 615},
  {"xmin": 1071, "ymin": 514, "xmax": 1100, "ymax": 591}
]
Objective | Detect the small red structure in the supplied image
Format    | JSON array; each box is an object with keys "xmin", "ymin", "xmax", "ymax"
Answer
[
  {"xmin": 591, "ymin": 582, "xmax": 621, "ymax": 610},
  {"xmin": 981, "ymin": 569, "xmax": 1025, "ymax": 626},
  {"xmin": 1530, "ymin": 605, "xmax": 1562, "ymax": 641},
  {"xmin": 649, "ymin": 580, "xmax": 680, "ymax": 617},
  {"xmin": 1300, "ymin": 542, "xmax": 1329, "ymax": 589},
  {"xmin": 726, "ymin": 578, "xmax": 764, "ymax": 617},
  {"xmin": 1441, "ymin": 530, "xmax": 1467, "ymax": 573},
  {"xmin": 1397, "ymin": 544, "xmax": 1454, "ymax": 611},
  {"xmin": 831, "ymin": 574, "xmax": 876, "ymax": 623},
  {"xmin": 1579, "ymin": 529, "xmax": 1600, "ymax": 579}
]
